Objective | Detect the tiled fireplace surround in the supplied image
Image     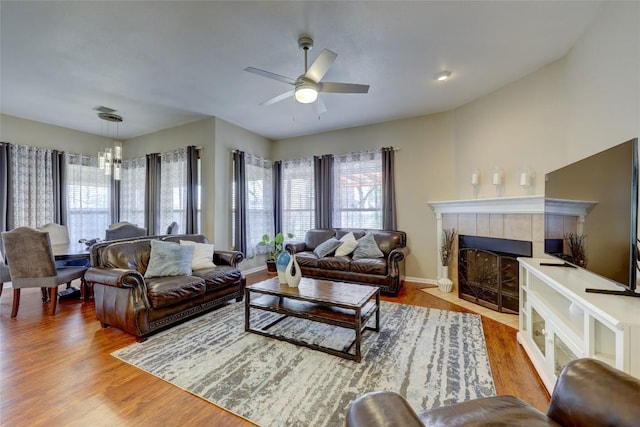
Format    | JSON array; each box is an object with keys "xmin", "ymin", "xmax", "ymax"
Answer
[{"xmin": 429, "ymin": 196, "xmax": 595, "ymax": 295}]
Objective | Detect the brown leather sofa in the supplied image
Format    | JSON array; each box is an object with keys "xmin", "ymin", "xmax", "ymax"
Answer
[
  {"xmin": 84, "ymin": 234, "xmax": 245, "ymax": 341},
  {"xmin": 284, "ymin": 229, "xmax": 409, "ymax": 295},
  {"xmin": 345, "ymin": 358, "xmax": 640, "ymax": 427}
]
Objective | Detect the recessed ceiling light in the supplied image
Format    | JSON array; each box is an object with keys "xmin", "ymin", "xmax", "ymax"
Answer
[{"xmin": 434, "ymin": 71, "xmax": 452, "ymax": 81}]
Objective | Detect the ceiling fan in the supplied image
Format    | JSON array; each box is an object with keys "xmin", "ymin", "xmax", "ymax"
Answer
[{"xmin": 244, "ymin": 36, "xmax": 370, "ymax": 108}]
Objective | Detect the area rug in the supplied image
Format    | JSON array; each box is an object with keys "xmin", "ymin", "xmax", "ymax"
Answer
[{"xmin": 112, "ymin": 301, "xmax": 495, "ymax": 427}]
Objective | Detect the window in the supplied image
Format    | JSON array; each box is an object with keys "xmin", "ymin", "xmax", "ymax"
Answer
[
  {"xmin": 332, "ymin": 150, "xmax": 382, "ymax": 229},
  {"xmin": 245, "ymin": 153, "xmax": 274, "ymax": 257},
  {"xmin": 159, "ymin": 148, "xmax": 188, "ymax": 235},
  {"xmin": 281, "ymin": 157, "xmax": 314, "ymax": 238},
  {"xmin": 8, "ymin": 144, "xmax": 55, "ymax": 228},
  {"xmin": 119, "ymin": 157, "xmax": 146, "ymax": 227},
  {"xmin": 65, "ymin": 153, "xmax": 112, "ymax": 242}
]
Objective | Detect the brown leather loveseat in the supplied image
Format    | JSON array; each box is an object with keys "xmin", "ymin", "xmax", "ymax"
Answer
[
  {"xmin": 84, "ymin": 234, "xmax": 245, "ymax": 341},
  {"xmin": 285, "ymin": 229, "xmax": 409, "ymax": 295},
  {"xmin": 345, "ymin": 358, "xmax": 640, "ymax": 427}
]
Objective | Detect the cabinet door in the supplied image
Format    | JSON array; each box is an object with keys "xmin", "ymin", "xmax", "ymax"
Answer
[
  {"xmin": 531, "ymin": 307, "xmax": 546, "ymax": 357},
  {"xmin": 550, "ymin": 324, "xmax": 583, "ymax": 377}
]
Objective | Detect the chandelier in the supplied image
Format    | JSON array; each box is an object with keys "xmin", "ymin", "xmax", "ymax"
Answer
[{"xmin": 96, "ymin": 109, "xmax": 123, "ymax": 180}]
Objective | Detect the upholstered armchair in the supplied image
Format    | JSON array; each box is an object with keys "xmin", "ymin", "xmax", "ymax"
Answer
[
  {"xmin": 105, "ymin": 222, "xmax": 147, "ymax": 240},
  {"xmin": 1, "ymin": 227, "xmax": 87, "ymax": 317}
]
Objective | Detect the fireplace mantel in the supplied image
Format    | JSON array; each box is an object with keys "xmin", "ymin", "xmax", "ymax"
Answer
[
  {"xmin": 428, "ymin": 195, "xmax": 596, "ymax": 216},
  {"xmin": 428, "ymin": 196, "xmax": 597, "ymax": 282}
]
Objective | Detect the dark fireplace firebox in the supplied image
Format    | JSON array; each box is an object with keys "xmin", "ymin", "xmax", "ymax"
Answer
[{"xmin": 458, "ymin": 235, "xmax": 532, "ymax": 314}]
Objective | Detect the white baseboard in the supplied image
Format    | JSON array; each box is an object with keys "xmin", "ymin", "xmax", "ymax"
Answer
[{"xmin": 405, "ymin": 276, "xmax": 437, "ymax": 285}]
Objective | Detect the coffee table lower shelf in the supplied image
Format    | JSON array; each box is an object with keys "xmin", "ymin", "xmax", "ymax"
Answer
[{"xmin": 245, "ymin": 294, "xmax": 379, "ymax": 362}]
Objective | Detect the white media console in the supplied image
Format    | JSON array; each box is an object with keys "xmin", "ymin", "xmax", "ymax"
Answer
[{"xmin": 517, "ymin": 258, "xmax": 640, "ymax": 393}]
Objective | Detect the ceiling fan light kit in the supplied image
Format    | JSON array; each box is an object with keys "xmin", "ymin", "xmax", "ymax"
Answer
[
  {"xmin": 295, "ymin": 77, "xmax": 318, "ymax": 103},
  {"xmin": 434, "ymin": 70, "xmax": 452, "ymax": 81},
  {"xmin": 245, "ymin": 35, "xmax": 369, "ymax": 110}
]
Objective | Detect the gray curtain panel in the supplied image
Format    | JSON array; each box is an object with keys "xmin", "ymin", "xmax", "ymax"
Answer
[
  {"xmin": 145, "ymin": 153, "xmax": 161, "ymax": 235},
  {"xmin": 382, "ymin": 146, "xmax": 397, "ymax": 230},
  {"xmin": 232, "ymin": 150, "xmax": 247, "ymax": 256},
  {"xmin": 111, "ymin": 179, "xmax": 120, "ymax": 225},
  {"xmin": 185, "ymin": 145, "xmax": 199, "ymax": 234},
  {"xmin": 0, "ymin": 142, "xmax": 9, "ymax": 234},
  {"xmin": 273, "ymin": 161, "xmax": 282, "ymax": 234},
  {"xmin": 314, "ymin": 154, "xmax": 334, "ymax": 229},
  {"xmin": 51, "ymin": 150, "xmax": 66, "ymax": 225}
]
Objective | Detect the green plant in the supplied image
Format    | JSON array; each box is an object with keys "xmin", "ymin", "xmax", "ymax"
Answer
[
  {"xmin": 440, "ymin": 228, "xmax": 456, "ymax": 267},
  {"xmin": 258, "ymin": 232, "xmax": 294, "ymax": 262}
]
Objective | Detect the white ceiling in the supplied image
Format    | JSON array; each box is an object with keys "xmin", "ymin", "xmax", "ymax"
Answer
[{"xmin": 0, "ymin": 1, "xmax": 602, "ymax": 140}]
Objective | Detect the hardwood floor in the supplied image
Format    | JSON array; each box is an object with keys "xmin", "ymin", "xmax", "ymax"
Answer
[{"xmin": 0, "ymin": 274, "xmax": 549, "ymax": 426}]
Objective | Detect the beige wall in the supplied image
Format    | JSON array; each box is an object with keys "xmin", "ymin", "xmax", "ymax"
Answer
[
  {"xmin": 452, "ymin": 59, "xmax": 568, "ymax": 199},
  {"xmin": 0, "ymin": 114, "xmax": 111, "ymax": 154},
  {"xmin": 564, "ymin": 1, "xmax": 640, "ymax": 159}
]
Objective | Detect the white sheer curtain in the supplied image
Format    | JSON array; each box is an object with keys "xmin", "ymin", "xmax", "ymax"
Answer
[
  {"xmin": 8, "ymin": 144, "xmax": 55, "ymax": 228},
  {"xmin": 332, "ymin": 150, "xmax": 383, "ymax": 229},
  {"xmin": 120, "ymin": 157, "xmax": 146, "ymax": 227},
  {"xmin": 281, "ymin": 157, "xmax": 314, "ymax": 239},
  {"xmin": 159, "ymin": 148, "xmax": 187, "ymax": 235},
  {"xmin": 65, "ymin": 153, "xmax": 112, "ymax": 242},
  {"xmin": 245, "ymin": 153, "xmax": 274, "ymax": 258}
]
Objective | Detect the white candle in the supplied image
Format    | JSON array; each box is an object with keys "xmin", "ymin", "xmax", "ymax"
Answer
[
  {"xmin": 492, "ymin": 172, "xmax": 501, "ymax": 185},
  {"xmin": 471, "ymin": 173, "xmax": 479, "ymax": 185}
]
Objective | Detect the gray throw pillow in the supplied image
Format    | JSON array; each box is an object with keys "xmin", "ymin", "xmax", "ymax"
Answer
[
  {"xmin": 313, "ymin": 237, "xmax": 342, "ymax": 258},
  {"xmin": 352, "ymin": 232, "xmax": 384, "ymax": 260},
  {"xmin": 145, "ymin": 240, "xmax": 195, "ymax": 278}
]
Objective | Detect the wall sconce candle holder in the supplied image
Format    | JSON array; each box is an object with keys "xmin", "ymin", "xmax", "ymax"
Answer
[
  {"xmin": 492, "ymin": 167, "xmax": 504, "ymax": 197},
  {"xmin": 471, "ymin": 168, "xmax": 481, "ymax": 198},
  {"xmin": 519, "ymin": 166, "xmax": 535, "ymax": 194}
]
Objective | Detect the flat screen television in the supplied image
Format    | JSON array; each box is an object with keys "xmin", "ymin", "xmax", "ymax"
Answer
[{"xmin": 544, "ymin": 138, "xmax": 639, "ymax": 297}]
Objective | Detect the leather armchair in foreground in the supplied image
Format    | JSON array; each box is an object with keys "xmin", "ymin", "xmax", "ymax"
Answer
[{"xmin": 345, "ymin": 358, "xmax": 640, "ymax": 427}]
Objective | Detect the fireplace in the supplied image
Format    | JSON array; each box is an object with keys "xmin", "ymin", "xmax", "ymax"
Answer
[{"xmin": 458, "ymin": 235, "xmax": 532, "ymax": 314}]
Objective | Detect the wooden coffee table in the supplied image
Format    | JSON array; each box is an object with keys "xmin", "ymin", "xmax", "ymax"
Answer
[{"xmin": 244, "ymin": 277, "xmax": 380, "ymax": 362}]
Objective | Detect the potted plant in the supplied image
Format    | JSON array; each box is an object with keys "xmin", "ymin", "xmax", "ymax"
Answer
[
  {"xmin": 565, "ymin": 232, "xmax": 587, "ymax": 267},
  {"xmin": 438, "ymin": 228, "xmax": 456, "ymax": 292},
  {"xmin": 259, "ymin": 232, "xmax": 294, "ymax": 273}
]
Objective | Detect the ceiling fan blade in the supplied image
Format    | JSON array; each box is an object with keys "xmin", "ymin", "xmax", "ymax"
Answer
[
  {"xmin": 319, "ymin": 82, "xmax": 370, "ymax": 94},
  {"xmin": 260, "ymin": 90, "xmax": 295, "ymax": 106},
  {"xmin": 244, "ymin": 67, "xmax": 296, "ymax": 86},
  {"xmin": 305, "ymin": 49, "xmax": 337, "ymax": 82}
]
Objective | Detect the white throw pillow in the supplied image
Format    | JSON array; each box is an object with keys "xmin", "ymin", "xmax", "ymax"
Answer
[
  {"xmin": 180, "ymin": 240, "xmax": 216, "ymax": 270},
  {"xmin": 335, "ymin": 232, "xmax": 359, "ymax": 257}
]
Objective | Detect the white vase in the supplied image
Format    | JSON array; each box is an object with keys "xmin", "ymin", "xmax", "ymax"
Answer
[
  {"xmin": 285, "ymin": 253, "xmax": 302, "ymax": 288},
  {"xmin": 437, "ymin": 264, "xmax": 453, "ymax": 293}
]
